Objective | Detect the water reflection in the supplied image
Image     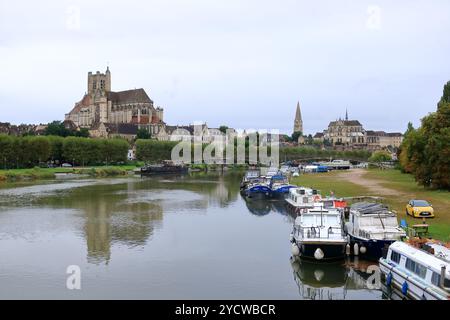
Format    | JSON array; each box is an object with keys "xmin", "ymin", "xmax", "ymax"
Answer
[
  {"xmin": 0, "ymin": 172, "xmax": 386, "ymax": 299},
  {"xmin": 0, "ymin": 173, "xmax": 241, "ymax": 265},
  {"xmin": 291, "ymin": 257, "xmax": 383, "ymax": 300}
]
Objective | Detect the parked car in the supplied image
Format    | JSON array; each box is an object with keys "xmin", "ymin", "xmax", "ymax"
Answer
[
  {"xmin": 406, "ymin": 200, "xmax": 434, "ymax": 218},
  {"xmin": 61, "ymin": 163, "xmax": 73, "ymax": 168}
]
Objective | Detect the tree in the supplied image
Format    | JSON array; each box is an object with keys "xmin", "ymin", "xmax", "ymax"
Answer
[
  {"xmin": 369, "ymin": 150, "xmax": 392, "ymax": 163},
  {"xmin": 136, "ymin": 128, "xmax": 151, "ymax": 140},
  {"xmin": 291, "ymin": 131, "xmax": 302, "ymax": 143},
  {"xmin": 219, "ymin": 126, "xmax": 229, "ymax": 134},
  {"xmin": 399, "ymin": 82, "xmax": 450, "ymax": 189},
  {"xmin": 44, "ymin": 121, "xmax": 71, "ymax": 137}
]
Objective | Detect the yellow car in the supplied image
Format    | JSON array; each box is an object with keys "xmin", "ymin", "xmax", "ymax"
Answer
[{"xmin": 406, "ymin": 200, "xmax": 435, "ymax": 218}]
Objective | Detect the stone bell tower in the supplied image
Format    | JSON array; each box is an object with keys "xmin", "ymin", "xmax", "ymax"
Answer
[{"xmin": 87, "ymin": 67, "xmax": 111, "ymax": 96}]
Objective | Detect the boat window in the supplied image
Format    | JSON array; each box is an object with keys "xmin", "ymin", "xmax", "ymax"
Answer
[
  {"xmin": 390, "ymin": 250, "xmax": 401, "ymax": 264},
  {"xmin": 405, "ymin": 258, "xmax": 427, "ymax": 279},
  {"xmin": 431, "ymin": 272, "xmax": 450, "ymax": 287}
]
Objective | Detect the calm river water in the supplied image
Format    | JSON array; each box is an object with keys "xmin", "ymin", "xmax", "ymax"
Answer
[{"xmin": 0, "ymin": 172, "xmax": 387, "ymax": 299}]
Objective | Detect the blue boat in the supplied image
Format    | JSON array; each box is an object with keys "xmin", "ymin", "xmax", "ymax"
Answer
[
  {"xmin": 269, "ymin": 174, "xmax": 297, "ymax": 198},
  {"xmin": 245, "ymin": 177, "xmax": 272, "ymax": 198},
  {"xmin": 344, "ymin": 202, "xmax": 406, "ymax": 260}
]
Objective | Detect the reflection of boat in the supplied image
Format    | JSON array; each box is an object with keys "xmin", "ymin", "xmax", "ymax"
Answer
[
  {"xmin": 140, "ymin": 160, "xmax": 188, "ymax": 175},
  {"xmin": 291, "ymin": 205, "xmax": 347, "ymax": 261},
  {"xmin": 290, "ymin": 259, "xmax": 348, "ymax": 300},
  {"xmin": 379, "ymin": 241, "xmax": 450, "ymax": 300},
  {"xmin": 345, "ymin": 202, "xmax": 406, "ymax": 260},
  {"xmin": 243, "ymin": 197, "xmax": 272, "ymax": 216}
]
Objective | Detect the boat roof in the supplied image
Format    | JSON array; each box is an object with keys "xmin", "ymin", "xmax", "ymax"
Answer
[
  {"xmin": 389, "ymin": 241, "xmax": 450, "ymax": 276},
  {"xmin": 351, "ymin": 202, "xmax": 394, "ymax": 216}
]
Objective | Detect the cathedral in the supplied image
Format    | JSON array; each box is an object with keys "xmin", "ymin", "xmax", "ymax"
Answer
[{"xmin": 65, "ymin": 68, "xmax": 165, "ymax": 137}]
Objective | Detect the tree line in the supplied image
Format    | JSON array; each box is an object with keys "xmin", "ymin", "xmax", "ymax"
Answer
[
  {"xmin": 0, "ymin": 135, "xmax": 129, "ymax": 169},
  {"xmin": 399, "ymin": 81, "xmax": 450, "ymax": 190},
  {"xmin": 135, "ymin": 139, "xmax": 372, "ymax": 163}
]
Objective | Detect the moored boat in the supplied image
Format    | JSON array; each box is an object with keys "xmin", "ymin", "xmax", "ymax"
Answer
[
  {"xmin": 140, "ymin": 160, "xmax": 188, "ymax": 175},
  {"xmin": 240, "ymin": 170, "xmax": 260, "ymax": 191},
  {"xmin": 285, "ymin": 187, "xmax": 322, "ymax": 215},
  {"xmin": 290, "ymin": 205, "xmax": 347, "ymax": 261},
  {"xmin": 345, "ymin": 202, "xmax": 406, "ymax": 260},
  {"xmin": 269, "ymin": 174, "xmax": 297, "ymax": 198},
  {"xmin": 379, "ymin": 241, "xmax": 450, "ymax": 300}
]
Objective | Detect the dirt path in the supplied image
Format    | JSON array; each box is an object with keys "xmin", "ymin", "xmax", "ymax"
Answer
[{"xmin": 336, "ymin": 169, "xmax": 405, "ymax": 197}]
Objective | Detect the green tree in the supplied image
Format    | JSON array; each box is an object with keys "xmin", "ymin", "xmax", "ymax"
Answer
[
  {"xmin": 291, "ymin": 131, "xmax": 302, "ymax": 143},
  {"xmin": 399, "ymin": 82, "xmax": 450, "ymax": 189},
  {"xmin": 369, "ymin": 150, "xmax": 392, "ymax": 163},
  {"xmin": 136, "ymin": 128, "xmax": 151, "ymax": 140},
  {"xmin": 219, "ymin": 126, "xmax": 229, "ymax": 134}
]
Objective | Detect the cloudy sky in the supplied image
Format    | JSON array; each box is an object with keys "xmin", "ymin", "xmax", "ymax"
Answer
[{"xmin": 1, "ymin": 0, "xmax": 449, "ymax": 134}]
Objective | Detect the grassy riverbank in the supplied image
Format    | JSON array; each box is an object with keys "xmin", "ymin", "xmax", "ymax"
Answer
[
  {"xmin": 291, "ymin": 169, "xmax": 450, "ymax": 241},
  {"xmin": 363, "ymin": 169, "xmax": 450, "ymax": 241},
  {"xmin": 0, "ymin": 165, "xmax": 138, "ymax": 181}
]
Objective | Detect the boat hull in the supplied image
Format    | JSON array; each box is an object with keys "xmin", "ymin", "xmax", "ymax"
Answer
[
  {"xmin": 141, "ymin": 167, "xmax": 188, "ymax": 175},
  {"xmin": 348, "ymin": 234, "xmax": 395, "ymax": 260},
  {"xmin": 379, "ymin": 259, "xmax": 449, "ymax": 300},
  {"xmin": 245, "ymin": 185, "xmax": 272, "ymax": 198},
  {"xmin": 295, "ymin": 241, "xmax": 347, "ymax": 261}
]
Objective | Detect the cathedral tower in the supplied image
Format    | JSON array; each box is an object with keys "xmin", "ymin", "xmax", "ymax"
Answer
[
  {"xmin": 87, "ymin": 67, "xmax": 111, "ymax": 96},
  {"xmin": 293, "ymin": 101, "xmax": 303, "ymax": 134}
]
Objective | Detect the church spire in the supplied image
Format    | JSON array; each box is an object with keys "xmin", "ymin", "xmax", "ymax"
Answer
[
  {"xmin": 293, "ymin": 101, "xmax": 303, "ymax": 134},
  {"xmin": 345, "ymin": 108, "xmax": 348, "ymax": 121}
]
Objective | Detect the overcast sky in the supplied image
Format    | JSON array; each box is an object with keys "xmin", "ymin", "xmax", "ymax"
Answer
[{"xmin": 1, "ymin": 0, "xmax": 449, "ymax": 134}]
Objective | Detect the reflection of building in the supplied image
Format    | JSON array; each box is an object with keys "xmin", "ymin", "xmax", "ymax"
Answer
[{"xmin": 79, "ymin": 182, "xmax": 164, "ymax": 264}]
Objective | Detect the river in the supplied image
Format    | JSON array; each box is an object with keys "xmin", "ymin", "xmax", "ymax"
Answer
[{"xmin": 0, "ymin": 172, "xmax": 387, "ymax": 299}]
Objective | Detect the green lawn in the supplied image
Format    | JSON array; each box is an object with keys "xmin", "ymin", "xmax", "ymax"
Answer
[
  {"xmin": 364, "ymin": 169, "xmax": 450, "ymax": 241},
  {"xmin": 291, "ymin": 171, "xmax": 371, "ymax": 198}
]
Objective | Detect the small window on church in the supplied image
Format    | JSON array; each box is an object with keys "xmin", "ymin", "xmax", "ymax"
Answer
[
  {"xmin": 93, "ymin": 81, "xmax": 97, "ymax": 90},
  {"xmin": 100, "ymin": 80, "xmax": 105, "ymax": 89}
]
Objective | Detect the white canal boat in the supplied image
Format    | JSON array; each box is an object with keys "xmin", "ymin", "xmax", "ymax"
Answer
[
  {"xmin": 379, "ymin": 241, "xmax": 450, "ymax": 300},
  {"xmin": 345, "ymin": 202, "xmax": 406, "ymax": 260},
  {"xmin": 290, "ymin": 205, "xmax": 347, "ymax": 261},
  {"xmin": 285, "ymin": 187, "xmax": 322, "ymax": 214}
]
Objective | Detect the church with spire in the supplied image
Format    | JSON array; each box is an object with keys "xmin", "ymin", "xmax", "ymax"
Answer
[{"xmin": 293, "ymin": 101, "xmax": 303, "ymax": 134}]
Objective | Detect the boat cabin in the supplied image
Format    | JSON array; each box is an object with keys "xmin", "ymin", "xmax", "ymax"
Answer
[
  {"xmin": 381, "ymin": 241, "xmax": 450, "ymax": 299},
  {"xmin": 347, "ymin": 202, "xmax": 405, "ymax": 241}
]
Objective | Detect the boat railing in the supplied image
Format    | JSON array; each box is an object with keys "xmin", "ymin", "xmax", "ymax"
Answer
[{"xmin": 294, "ymin": 226, "xmax": 344, "ymax": 239}]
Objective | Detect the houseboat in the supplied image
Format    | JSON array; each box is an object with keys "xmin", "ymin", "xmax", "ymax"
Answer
[
  {"xmin": 140, "ymin": 160, "xmax": 188, "ymax": 175},
  {"xmin": 269, "ymin": 174, "xmax": 297, "ymax": 198},
  {"xmin": 240, "ymin": 170, "xmax": 260, "ymax": 191},
  {"xmin": 244, "ymin": 177, "xmax": 272, "ymax": 199},
  {"xmin": 345, "ymin": 202, "xmax": 406, "ymax": 260},
  {"xmin": 290, "ymin": 205, "xmax": 347, "ymax": 261},
  {"xmin": 379, "ymin": 241, "xmax": 450, "ymax": 300},
  {"xmin": 285, "ymin": 187, "xmax": 322, "ymax": 215}
]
